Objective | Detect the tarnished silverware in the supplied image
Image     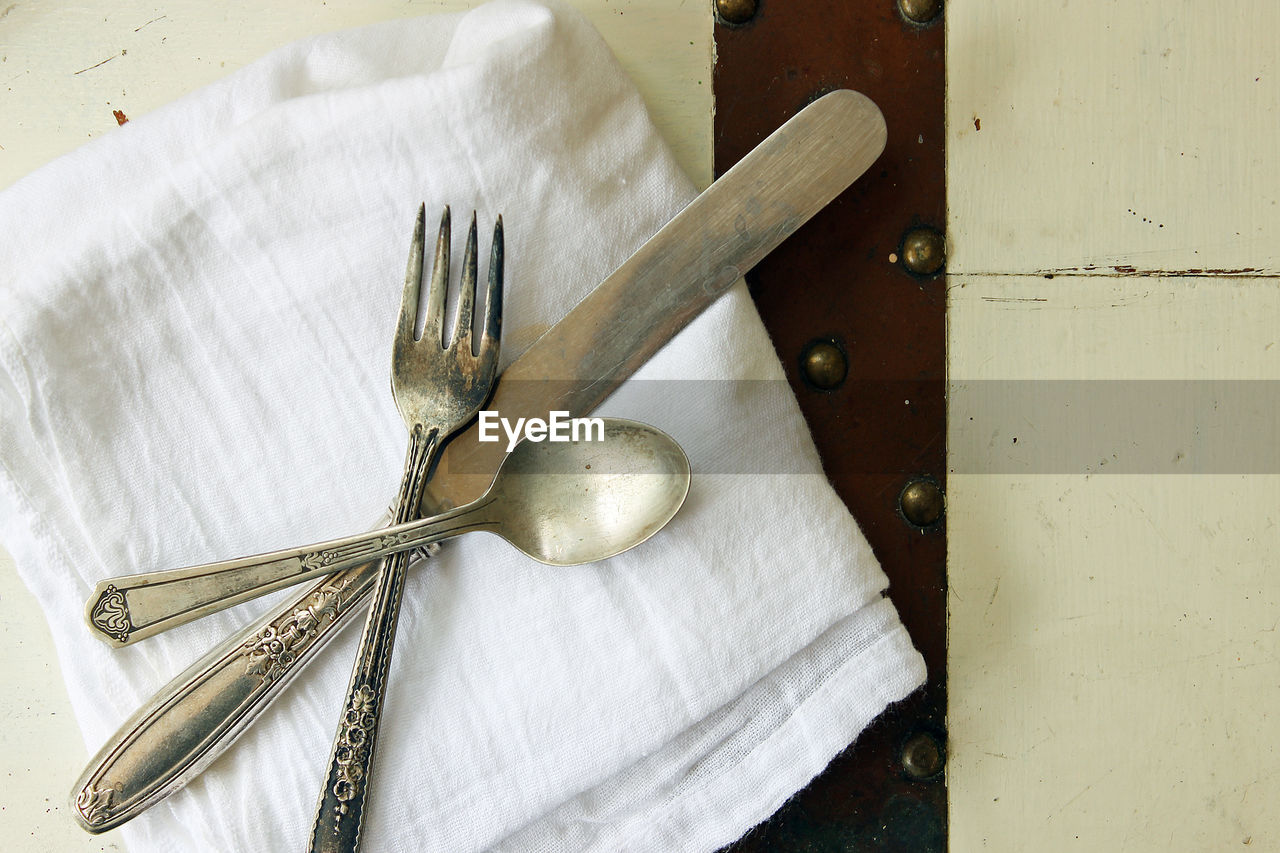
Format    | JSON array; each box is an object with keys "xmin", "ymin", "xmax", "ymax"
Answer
[
  {"xmin": 82, "ymin": 420, "xmax": 690, "ymax": 643},
  {"xmin": 72, "ymin": 89, "xmax": 888, "ymax": 834},
  {"xmin": 309, "ymin": 206, "xmax": 503, "ymax": 853}
]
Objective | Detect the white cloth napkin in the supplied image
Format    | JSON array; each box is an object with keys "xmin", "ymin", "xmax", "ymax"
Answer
[{"xmin": 0, "ymin": 1, "xmax": 925, "ymax": 850}]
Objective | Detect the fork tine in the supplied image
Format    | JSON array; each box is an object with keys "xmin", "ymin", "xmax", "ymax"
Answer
[
  {"xmin": 424, "ymin": 206, "xmax": 451, "ymax": 346},
  {"xmin": 479, "ymin": 215, "xmax": 504, "ymax": 357},
  {"xmin": 395, "ymin": 204, "xmax": 427, "ymax": 345},
  {"xmin": 452, "ymin": 211, "xmax": 479, "ymax": 351}
]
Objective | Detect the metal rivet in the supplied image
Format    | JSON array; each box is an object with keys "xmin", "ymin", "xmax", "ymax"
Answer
[
  {"xmin": 902, "ymin": 731, "xmax": 945, "ymax": 780},
  {"xmin": 899, "ymin": 478, "xmax": 944, "ymax": 528},
  {"xmin": 715, "ymin": 0, "xmax": 757, "ymax": 25},
  {"xmin": 898, "ymin": 0, "xmax": 942, "ymax": 25},
  {"xmin": 900, "ymin": 227, "xmax": 946, "ymax": 276},
  {"xmin": 801, "ymin": 340, "xmax": 847, "ymax": 390}
]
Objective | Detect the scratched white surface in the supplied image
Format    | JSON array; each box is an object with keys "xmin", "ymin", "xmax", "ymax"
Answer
[
  {"xmin": 0, "ymin": 0, "xmax": 712, "ymax": 192},
  {"xmin": 948, "ymin": 1, "xmax": 1280, "ymax": 850},
  {"xmin": 0, "ymin": 2, "xmax": 711, "ymax": 850},
  {"xmin": 948, "ymin": 1, "xmax": 1280, "ymax": 275}
]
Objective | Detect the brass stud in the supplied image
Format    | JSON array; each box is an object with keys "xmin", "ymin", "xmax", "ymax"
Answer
[
  {"xmin": 801, "ymin": 340, "xmax": 847, "ymax": 390},
  {"xmin": 902, "ymin": 731, "xmax": 945, "ymax": 780},
  {"xmin": 715, "ymin": 0, "xmax": 757, "ymax": 26},
  {"xmin": 899, "ymin": 478, "xmax": 944, "ymax": 528},
  {"xmin": 901, "ymin": 227, "xmax": 946, "ymax": 276},
  {"xmin": 898, "ymin": 0, "xmax": 942, "ymax": 25}
]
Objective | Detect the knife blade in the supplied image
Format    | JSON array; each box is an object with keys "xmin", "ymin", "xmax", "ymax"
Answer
[{"xmin": 71, "ymin": 89, "xmax": 887, "ymax": 833}]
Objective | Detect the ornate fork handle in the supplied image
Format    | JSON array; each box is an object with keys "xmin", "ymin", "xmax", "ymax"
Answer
[
  {"xmin": 309, "ymin": 426, "xmax": 438, "ymax": 851},
  {"xmin": 310, "ymin": 203, "xmax": 503, "ymax": 853}
]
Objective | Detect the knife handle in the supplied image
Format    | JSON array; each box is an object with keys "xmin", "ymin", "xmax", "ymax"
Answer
[{"xmin": 70, "ymin": 558, "xmax": 383, "ymax": 834}]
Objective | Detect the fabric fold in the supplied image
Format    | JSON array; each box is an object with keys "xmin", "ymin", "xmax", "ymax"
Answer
[{"xmin": 0, "ymin": 2, "xmax": 925, "ymax": 850}]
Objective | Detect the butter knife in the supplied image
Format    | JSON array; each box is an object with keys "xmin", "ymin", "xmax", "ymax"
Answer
[{"xmin": 70, "ymin": 89, "xmax": 887, "ymax": 833}]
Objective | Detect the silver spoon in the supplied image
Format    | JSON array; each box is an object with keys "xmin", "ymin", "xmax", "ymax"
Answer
[{"xmin": 85, "ymin": 418, "xmax": 690, "ymax": 646}]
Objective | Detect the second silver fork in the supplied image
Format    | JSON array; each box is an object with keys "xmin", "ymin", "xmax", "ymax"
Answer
[{"xmin": 308, "ymin": 205, "xmax": 503, "ymax": 853}]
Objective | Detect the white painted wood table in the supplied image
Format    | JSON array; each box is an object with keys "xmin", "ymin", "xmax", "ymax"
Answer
[
  {"xmin": 3, "ymin": 1, "xmax": 1277, "ymax": 851},
  {"xmin": 947, "ymin": 1, "xmax": 1280, "ymax": 849}
]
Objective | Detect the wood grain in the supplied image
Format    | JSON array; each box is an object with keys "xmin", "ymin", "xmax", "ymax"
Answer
[
  {"xmin": 949, "ymin": 0, "xmax": 1280, "ymax": 847},
  {"xmin": 0, "ymin": 0, "xmax": 712, "ymax": 193},
  {"xmin": 948, "ymin": 0, "xmax": 1280, "ymax": 274}
]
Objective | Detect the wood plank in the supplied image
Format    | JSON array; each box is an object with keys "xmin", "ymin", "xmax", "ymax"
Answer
[
  {"xmin": 0, "ymin": 0, "xmax": 712, "ymax": 192},
  {"xmin": 947, "ymin": 1, "xmax": 1280, "ymax": 274},
  {"xmin": 949, "ymin": 274, "xmax": 1280, "ymax": 380},
  {"xmin": 950, "ymin": 1, "xmax": 1280, "ymax": 846},
  {"xmin": 714, "ymin": 1, "xmax": 946, "ymax": 847},
  {"xmin": 949, "ymin": 274, "xmax": 1280, "ymax": 851}
]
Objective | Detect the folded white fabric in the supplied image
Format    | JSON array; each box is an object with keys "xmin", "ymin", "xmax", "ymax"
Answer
[{"xmin": 0, "ymin": 1, "xmax": 925, "ymax": 850}]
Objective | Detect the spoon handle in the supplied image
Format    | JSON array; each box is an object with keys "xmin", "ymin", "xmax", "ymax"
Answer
[{"xmin": 83, "ymin": 497, "xmax": 486, "ymax": 647}]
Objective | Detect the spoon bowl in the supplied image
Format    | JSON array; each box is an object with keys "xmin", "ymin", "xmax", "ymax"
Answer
[{"xmin": 488, "ymin": 418, "xmax": 691, "ymax": 565}]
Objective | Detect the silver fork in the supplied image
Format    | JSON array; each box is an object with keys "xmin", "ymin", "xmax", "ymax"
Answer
[{"xmin": 308, "ymin": 205, "xmax": 502, "ymax": 853}]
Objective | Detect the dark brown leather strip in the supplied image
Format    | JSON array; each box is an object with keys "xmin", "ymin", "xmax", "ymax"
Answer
[{"xmin": 714, "ymin": 1, "xmax": 946, "ymax": 849}]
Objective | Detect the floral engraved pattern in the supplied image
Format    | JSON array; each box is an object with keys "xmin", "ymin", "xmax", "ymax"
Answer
[
  {"xmin": 89, "ymin": 585, "xmax": 134, "ymax": 643},
  {"xmin": 242, "ymin": 579, "xmax": 351, "ymax": 685},
  {"xmin": 75, "ymin": 782, "xmax": 119, "ymax": 827},
  {"xmin": 329, "ymin": 683, "xmax": 378, "ymax": 829}
]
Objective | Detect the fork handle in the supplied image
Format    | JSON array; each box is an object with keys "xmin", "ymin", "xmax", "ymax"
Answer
[{"xmin": 309, "ymin": 425, "xmax": 439, "ymax": 853}]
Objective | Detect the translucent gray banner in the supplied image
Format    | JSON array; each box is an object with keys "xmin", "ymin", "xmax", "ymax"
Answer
[
  {"xmin": 950, "ymin": 380, "xmax": 1280, "ymax": 474},
  {"xmin": 450, "ymin": 379, "xmax": 1276, "ymax": 474}
]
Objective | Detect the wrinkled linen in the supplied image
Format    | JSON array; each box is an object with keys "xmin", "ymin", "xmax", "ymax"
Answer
[{"xmin": 0, "ymin": 2, "xmax": 925, "ymax": 850}]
